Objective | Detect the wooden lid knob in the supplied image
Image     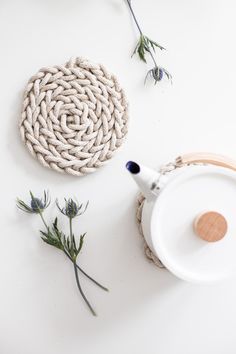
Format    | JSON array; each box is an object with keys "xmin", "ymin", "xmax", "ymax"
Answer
[{"xmin": 194, "ymin": 211, "xmax": 228, "ymax": 242}]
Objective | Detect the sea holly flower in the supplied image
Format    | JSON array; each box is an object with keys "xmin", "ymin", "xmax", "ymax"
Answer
[
  {"xmin": 16, "ymin": 190, "xmax": 50, "ymax": 214},
  {"xmin": 56, "ymin": 198, "xmax": 89, "ymax": 219},
  {"xmin": 16, "ymin": 191, "xmax": 108, "ymax": 316},
  {"xmin": 126, "ymin": 0, "xmax": 172, "ymax": 85},
  {"xmin": 145, "ymin": 66, "xmax": 172, "ymax": 85}
]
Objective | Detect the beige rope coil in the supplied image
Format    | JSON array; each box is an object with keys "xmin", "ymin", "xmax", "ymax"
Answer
[
  {"xmin": 20, "ymin": 57, "xmax": 129, "ymax": 176},
  {"xmin": 136, "ymin": 193, "xmax": 165, "ymax": 268}
]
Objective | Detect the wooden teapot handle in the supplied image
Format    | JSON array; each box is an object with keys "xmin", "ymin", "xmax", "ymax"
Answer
[{"xmin": 176, "ymin": 152, "xmax": 236, "ymax": 172}]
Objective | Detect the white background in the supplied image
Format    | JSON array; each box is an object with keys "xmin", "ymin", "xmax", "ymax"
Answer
[{"xmin": 1, "ymin": 0, "xmax": 236, "ymax": 353}]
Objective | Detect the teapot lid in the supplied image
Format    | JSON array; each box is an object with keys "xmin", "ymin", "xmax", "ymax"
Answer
[{"xmin": 151, "ymin": 165, "xmax": 236, "ymax": 282}]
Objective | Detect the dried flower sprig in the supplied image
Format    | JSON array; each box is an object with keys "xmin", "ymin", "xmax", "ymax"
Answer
[
  {"xmin": 126, "ymin": 0, "xmax": 172, "ymax": 84},
  {"xmin": 17, "ymin": 191, "xmax": 50, "ymax": 214},
  {"xmin": 56, "ymin": 198, "xmax": 89, "ymax": 219},
  {"xmin": 17, "ymin": 191, "xmax": 108, "ymax": 316}
]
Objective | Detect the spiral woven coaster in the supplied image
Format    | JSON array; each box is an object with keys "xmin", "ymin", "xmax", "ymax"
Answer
[
  {"xmin": 20, "ymin": 57, "xmax": 129, "ymax": 176},
  {"xmin": 136, "ymin": 193, "xmax": 165, "ymax": 268}
]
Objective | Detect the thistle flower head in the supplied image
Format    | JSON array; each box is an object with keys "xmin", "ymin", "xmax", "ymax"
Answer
[
  {"xmin": 56, "ymin": 198, "xmax": 89, "ymax": 219},
  {"xmin": 145, "ymin": 66, "xmax": 172, "ymax": 85},
  {"xmin": 16, "ymin": 190, "xmax": 50, "ymax": 214}
]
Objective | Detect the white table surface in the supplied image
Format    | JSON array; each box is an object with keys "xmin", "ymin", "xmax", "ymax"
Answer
[{"xmin": 1, "ymin": 0, "xmax": 236, "ymax": 353}]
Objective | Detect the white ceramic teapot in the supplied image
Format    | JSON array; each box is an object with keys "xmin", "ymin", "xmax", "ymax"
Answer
[{"xmin": 126, "ymin": 153, "xmax": 236, "ymax": 283}]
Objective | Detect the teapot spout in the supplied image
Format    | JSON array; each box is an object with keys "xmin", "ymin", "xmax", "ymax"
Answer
[{"xmin": 126, "ymin": 161, "xmax": 161, "ymax": 200}]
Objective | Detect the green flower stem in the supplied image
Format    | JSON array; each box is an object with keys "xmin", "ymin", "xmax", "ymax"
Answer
[
  {"xmin": 39, "ymin": 211, "xmax": 48, "ymax": 230},
  {"xmin": 73, "ymin": 263, "xmax": 97, "ymax": 316},
  {"xmin": 126, "ymin": 0, "xmax": 143, "ymax": 36},
  {"xmin": 69, "ymin": 218, "xmax": 97, "ymax": 316},
  {"xmin": 69, "ymin": 217, "xmax": 73, "ymax": 244},
  {"xmin": 147, "ymin": 49, "xmax": 158, "ymax": 68},
  {"xmin": 126, "ymin": 0, "xmax": 158, "ymax": 69},
  {"xmin": 63, "ymin": 250, "xmax": 108, "ymax": 292},
  {"xmin": 38, "ymin": 213, "xmax": 107, "ymax": 291}
]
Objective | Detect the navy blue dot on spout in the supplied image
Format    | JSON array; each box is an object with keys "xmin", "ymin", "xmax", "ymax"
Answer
[{"xmin": 126, "ymin": 161, "xmax": 140, "ymax": 174}]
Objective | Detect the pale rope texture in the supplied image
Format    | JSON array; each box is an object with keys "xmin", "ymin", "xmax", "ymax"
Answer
[
  {"xmin": 136, "ymin": 193, "xmax": 165, "ymax": 268},
  {"xmin": 20, "ymin": 57, "xmax": 129, "ymax": 176}
]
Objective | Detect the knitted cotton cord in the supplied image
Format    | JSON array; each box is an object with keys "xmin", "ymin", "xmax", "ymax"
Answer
[{"xmin": 20, "ymin": 57, "xmax": 129, "ymax": 176}]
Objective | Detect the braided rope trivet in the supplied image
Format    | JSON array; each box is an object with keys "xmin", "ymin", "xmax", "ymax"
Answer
[
  {"xmin": 136, "ymin": 193, "xmax": 165, "ymax": 268},
  {"xmin": 20, "ymin": 57, "xmax": 129, "ymax": 176}
]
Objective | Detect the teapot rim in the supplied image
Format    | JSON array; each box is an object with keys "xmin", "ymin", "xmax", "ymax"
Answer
[{"xmin": 150, "ymin": 164, "xmax": 236, "ymax": 283}]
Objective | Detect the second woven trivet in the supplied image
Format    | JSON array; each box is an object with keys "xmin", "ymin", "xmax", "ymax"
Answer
[
  {"xmin": 136, "ymin": 193, "xmax": 165, "ymax": 268},
  {"xmin": 20, "ymin": 57, "xmax": 129, "ymax": 176}
]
